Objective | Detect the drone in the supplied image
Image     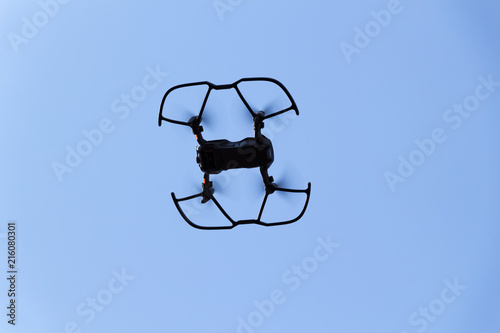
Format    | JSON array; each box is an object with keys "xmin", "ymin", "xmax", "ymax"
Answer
[{"xmin": 158, "ymin": 77, "xmax": 311, "ymax": 230}]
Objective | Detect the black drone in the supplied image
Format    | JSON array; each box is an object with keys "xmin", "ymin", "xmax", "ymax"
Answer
[{"xmin": 158, "ymin": 77, "xmax": 311, "ymax": 230}]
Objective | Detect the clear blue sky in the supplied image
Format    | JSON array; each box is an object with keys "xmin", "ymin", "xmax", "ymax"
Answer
[{"xmin": 1, "ymin": 0, "xmax": 499, "ymax": 332}]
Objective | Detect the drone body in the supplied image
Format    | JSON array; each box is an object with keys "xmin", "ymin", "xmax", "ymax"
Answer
[
  {"xmin": 196, "ymin": 127, "xmax": 273, "ymax": 174},
  {"xmin": 158, "ymin": 77, "xmax": 310, "ymax": 229}
]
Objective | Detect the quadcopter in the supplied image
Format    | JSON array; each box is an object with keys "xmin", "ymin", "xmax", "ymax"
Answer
[{"xmin": 158, "ymin": 77, "xmax": 311, "ymax": 230}]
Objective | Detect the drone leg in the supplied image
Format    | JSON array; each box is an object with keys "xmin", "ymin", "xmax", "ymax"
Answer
[{"xmin": 201, "ymin": 173, "xmax": 214, "ymax": 203}]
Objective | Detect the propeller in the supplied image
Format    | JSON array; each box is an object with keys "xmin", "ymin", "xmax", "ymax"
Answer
[
  {"xmin": 268, "ymin": 162, "xmax": 308, "ymax": 205},
  {"xmin": 261, "ymin": 100, "xmax": 284, "ymax": 115},
  {"xmin": 161, "ymin": 83, "xmax": 211, "ymax": 125},
  {"xmin": 211, "ymin": 176, "xmax": 230, "ymax": 198},
  {"xmin": 199, "ymin": 103, "xmax": 217, "ymax": 128}
]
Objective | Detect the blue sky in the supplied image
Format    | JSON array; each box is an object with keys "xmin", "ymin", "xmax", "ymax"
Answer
[{"xmin": 1, "ymin": 0, "xmax": 500, "ymax": 332}]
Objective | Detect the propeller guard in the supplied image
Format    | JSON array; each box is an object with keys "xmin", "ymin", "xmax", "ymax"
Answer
[
  {"xmin": 158, "ymin": 77, "xmax": 311, "ymax": 230},
  {"xmin": 171, "ymin": 182, "xmax": 311, "ymax": 230}
]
